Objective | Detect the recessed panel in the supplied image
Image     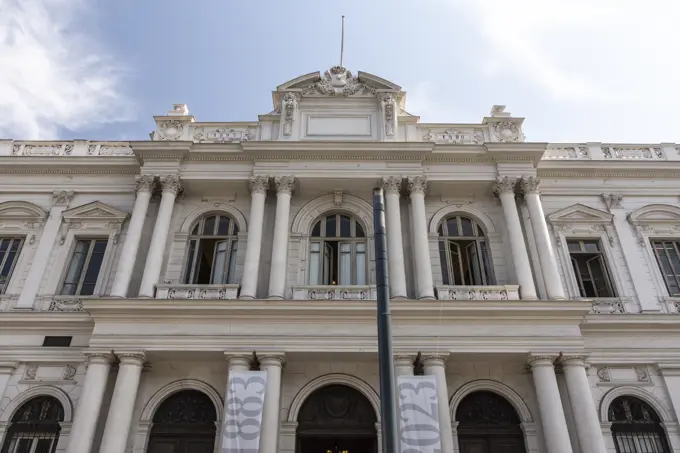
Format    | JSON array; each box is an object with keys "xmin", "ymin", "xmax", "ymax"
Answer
[{"xmin": 305, "ymin": 114, "xmax": 373, "ymax": 137}]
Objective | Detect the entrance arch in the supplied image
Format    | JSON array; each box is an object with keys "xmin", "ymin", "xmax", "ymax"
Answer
[
  {"xmin": 296, "ymin": 384, "xmax": 377, "ymax": 453},
  {"xmin": 146, "ymin": 390, "xmax": 217, "ymax": 453},
  {"xmin": 455, "ymin": 391, "xmax": 527, "ymax": 453}
]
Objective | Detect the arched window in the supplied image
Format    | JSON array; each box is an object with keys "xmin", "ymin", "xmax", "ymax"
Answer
[
  {"xmin": 147, "ymin": 390, "xmax": 217, "ymax": 453},
  {"xmin": 438, "ymin": 215, "xmax": 493, "ymax": 286},
  {"xmin": 456, "ymin": 391, "xmax": 526, "ymax": 453},
  {"xmin": 608, "ymin": 396, "xmax": 671, "ymax": 453},
  {"xmin": 1, "ymin": 396, "xmax": 64, "ymax": 453},
  {"xmin": 184, "ymin": 214, "xmax": 239, "ymax": 285},
  {"xmin": 309, "ymin": 214, "xmax": 366, "ymax": 286}
]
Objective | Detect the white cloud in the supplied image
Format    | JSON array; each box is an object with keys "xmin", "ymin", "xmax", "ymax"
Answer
[
  {"xmin": 436, "ymin": 0, "xmax": 680, "ymax": 105},
  {"xmin": 0, "ymin": 0, "xmax": 133, "ymax": 139}
]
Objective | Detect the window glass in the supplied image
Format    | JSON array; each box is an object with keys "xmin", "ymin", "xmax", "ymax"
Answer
[
  {"xmin": 340, "ymin": 215, "xmax": 351, "ymax": 238},
  {"xmin": 217, "ymin": 216, "xmax": 231, "ymax": 235},
  {"xmin": 461, "ymin": 217, "xmax": 474, "ymax": 237},
  {"xmin": 202, "ymin": 215, "xmax": 216, "ymax": 235},
  {"xmin": 568, "ymin": 239, "xmax": 615, "ymax": 298},
  {"xmin": 438, "ymin": 216, "xmax": 494, "ymax": 286},
  {"xmin": 446, "ymin": 218, "xmax": 459, "ymax": 237},
  {"xmin": 356, "ymin": 243, "xmax": 366, "ymax": 285},
  {"xmin": 311, "ymin": 221, "xmax": 321, "ymax": 237},
  {"xmin": 184, "ymin": 214, "xmax": 239, "ymax": 285},
  {"xmin": 325, "ymin": 215, "xmax": 336, "ymax": 238}
]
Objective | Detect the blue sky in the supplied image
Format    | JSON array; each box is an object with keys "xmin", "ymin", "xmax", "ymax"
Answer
[{"xmin": 1, "ymin": 0, "xmax": 679, "ymax": 143}]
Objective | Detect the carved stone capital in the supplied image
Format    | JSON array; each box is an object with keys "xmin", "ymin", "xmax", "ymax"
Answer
[
  {"xmin": 394, "ymin": 355, "xmax": 415, "ymax": 367},
  {"xmin": 274, "ymin": 176, "xmax": 295, "ymax": 195},
  {"xmin": 420, "ymin": 354, "xmax": 447, "ymax": 368},
  {"xmin": 249, "ymin": 175, "xmax": 270, "ymax": 195},
  {"xmin": 52, "ymin": 190, "xmax": 74, "ymax": 207},
  {"xmin": 86, "ymin": 351, "xmax": 116, "ymax": 365},
  {"xmin": 225, "ymin": 353, "xmax": 252, "ymax": 370},
  {"xmin": 135, "ymin": 175, "xmax": 156, "ymax": 194},
  {"xmin": 602, "ymin": 193, "xmax": 623, "ymax": 210},
  {"xmin": 521, "ymin": 176, "xmax": 541, "ymax": 195},
  {"xmin": 492, "ymin": 176, "xmax": 516, "ymax": 196},
  {"xmin": 558, "ymin": 355, "xmax": 589, "ymax": 368},
  {"xmin": 0, "ymin": 362, "xmax": 18, "ymax": 374},
  {"xmin": 407, "ymin": 176, "xmax": 428, "ymax": 196},
  {"xmin": 160, "ymin": 175, "xmax": 182, "ymax": 196},
  {"xmin": 527, "ymin": 354, "xmax": 557, "ymax": 368},
  {"xmin": 381, "ymin": 176, "xmax": 402, "ymax": 194},
  {"xmin": 116, "ymin": 351, "xmax": 146, "ymax": 366},
  {"xmin": 258, "ymin": 354, "xmax": 285, "ymax": 368}
]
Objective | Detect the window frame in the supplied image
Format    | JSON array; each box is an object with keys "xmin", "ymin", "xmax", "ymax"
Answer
[
  {"xmin": 308, "ymin": 213, "xmax": 368, "ymax": 286},
  {"xmin": 437, "ymin": 215, "xmax": 495, "ymax": 286},
  {"xmin": 566, "ymin": 239, "xmax": 617, "ymax": 298},
  {"xmin": 60, "ymin": 238, "xmax": 109, "ymax": 296},
  {"xmin": 182, "ymin": 214, "xmax": 240, "ymax": 285},
  {"xmin": 0, "ymin": 237, "xmax": 25, "ymax": 295}
]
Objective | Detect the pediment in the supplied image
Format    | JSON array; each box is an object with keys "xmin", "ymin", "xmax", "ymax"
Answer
[
  {"xmin": 0, "ymin": 201, "xmax": 47, "ymax": 222},
  {"xmin": 547, "ymin": 203, "xmax": 613, "ymax": 224},
  {"xmin": 629, "ymin": 204, "xmax": 680, "ymax": 225},
  {"xmin": 62, "ymin": 201, "xmax": 128, "ymax": 224}
]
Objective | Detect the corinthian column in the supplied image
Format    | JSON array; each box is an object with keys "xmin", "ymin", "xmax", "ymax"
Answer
[
  {"xmin": 111, "ymin": 175, "xmax": 155, "ymax": 297},
  {"xmin": 267, "ymin": 176, "xmax": 295, "ymax": 299},
  {"xmin": 139, "ymin": 175, "xmax": 182, "ymax": 298},
  {"xmin": 521, "ymin": 177, "xmax": 565, "ymax": 300},
  {"xmin": 382, "ymin": 177, "xmax": 407, "ymax": 299},
  {"xmin": 240, "ymin": 176, "xmax": 269, "ymax": 299},
  {"xmin": 407, "ymin": 176, "xmax": 435, "ymax": 300},
  {"xmin": 422, "ymin": 355, "xmax": 454, "ymax": 453},
  {"xmin": 493, "ymin": 177, "xmax": 537, "ymax": 300},
  {"xmin": 259, "ymin": 354, "xmax": 285, "ymax": 453}
]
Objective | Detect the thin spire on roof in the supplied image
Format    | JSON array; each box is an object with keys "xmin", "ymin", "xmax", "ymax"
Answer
[{"xmin": 340, "ymin": 15, "xmax": 345, "ymax": 68}]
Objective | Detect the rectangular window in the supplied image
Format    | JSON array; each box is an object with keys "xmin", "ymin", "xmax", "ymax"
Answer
[
  {"xmin": 309, "ymin": 241, "xmax": 367, "ymax": 286},
  {"xmin": 567, "ymin": 239, "xmax": 616, "ymax": 298},
  {"xmin": 651, "ymin": 240, "xmax": 680, "ymax": 296},
  {"xmin": 61, "ymin": 239, "xmax": 108, "ymax": 296},
  {"xmin": 42, "ymin": 336, "xmax": 72, "ymax": 347},
  {"xmin": 0, "ymin": 237, "xmax": 24, "ymax": 294},
  {"xmin": 356, "ymin": 243, "xmax": 366, "ymax": 285}
]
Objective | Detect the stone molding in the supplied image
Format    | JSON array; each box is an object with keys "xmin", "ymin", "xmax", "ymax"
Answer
[
  {"xmin": 290, "ymin": 193, "xmax": 374, "ymax": 237},
  {"xmin": 116, "ymin": 351, "xmax": 146, "ymax": 366},
  {"xmin": 598, "ymin": 385, "xmax": 673, "ymax": 423},
  {"xmin": 0, "ymin": 385, "xmax": 74, "ymax": 422},
  {"xmin": 527, "ymin": 354, "xmax": 558, "ymax": 368},
  {"xmin": 179, "ymin": 202, "xmax": 248, "ymax": 234},
  {"xmin": 449, "ymin": 379, "xmax": 533, "ymax": 423},
  {"xmin": 429, "ymin": 204, "xmax": 497, "ymax": 235}
]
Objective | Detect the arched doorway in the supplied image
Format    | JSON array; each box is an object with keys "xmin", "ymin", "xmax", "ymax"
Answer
[
  {"xmin": 296, "ymin": 384, "xmax": 377, "ymax": 453},
  {"xmin": 456, "ymin": 391, "xmax": 527, "ymax": 453},
  {"xmin": 608, "ymin": 395, "xmax": 671, "ymax": 453},
  {"xmin": 0, "ymin": 395, "xmax": 64, "ymax": 453},
  {"xmin": 146, "ymin": 390, "xmax": 217, "ymax": 453}
]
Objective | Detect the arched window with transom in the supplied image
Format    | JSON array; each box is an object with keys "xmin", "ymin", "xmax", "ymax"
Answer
[
  {"xmin": 183, "ymin": 214, "xmax": 239, "ymax": 285},
  {"xmin": 608, "ymin": 396, "xmax": 671, "ymax": 453},
  {"xmin": 309, "ymin": 213, "xmax": 367, "ymax": 286},
  {"xmin": 438, "ymin": 215, "xmax": 494, "ymax": 286},
  {"xmin": 0, "ymin": 396, "xmax": 64, "ymax": 453}
]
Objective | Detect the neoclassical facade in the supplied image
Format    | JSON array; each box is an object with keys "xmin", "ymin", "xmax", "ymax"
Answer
[{"xmin": 0, "ymin": 66, "xmax": 679, "ymax": 453}]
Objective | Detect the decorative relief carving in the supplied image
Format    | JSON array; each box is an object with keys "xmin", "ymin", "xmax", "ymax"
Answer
[
  {"xmin": 24, "ymin": 365, "xmax": 38, "ymax": 380},
  {"xmin": 12, "ymin": 143, "xmax": 72, "ymax": 156},
  {"xmin": 407, "ymin": 176, "xmax": 428, "ymax": 195},
  {"xmin": 602, "ymin": 193, "xmax": 623, "ymax": 210},
  {"xmin": 52, "ymin": 190, "xmax": 74, "ymax": 206},
  {"xmin": 160, "ymin": 175, "xmax": 183, "ymax": 195},
  {"xmin": 635, "ymin": 367, "xmax": 649, "ymax": 382},
  {"xmin": 274, "ymin": 176, "xmax": 295, "ymax": 194},
  {"xmin": 88, "ymin": 144, "xmax": 133, "ymax": 156},
  {"xmin": 156, "ymin": 284, "xmax": 238, "ymax": 300},
  {"xmin": 135, "ymin": 175, "xmax": 156, "ymax": 194},
  {"xmin": 249, "ymin": 175, "xmax": 270, "ymax": 194},
  {"xmin": 590, "ymin": 299, "xmax": 626, "ymax": 314},
  {"xmin": 597, "ymin": 367, "xmax": 611, "ymax": 382},
  {"xmin": 492, "ymin": 176, "xmax": 516, "ymax": 196},
  {"xmin": 157, "ymin": 120, "xmax": 184, "ymax": 140},
  {"xmin": 520, "ymin": 176, "xmax": 541, "ymax": 195},
  {"xmin": 63, "ymin": 364, "xmax": 77, "ymax": 380},
  {"xmin": 379, "ymin": 93, "xmax": 396, "ymax": 136},
  {"xmin": 422, "ymin": 129, "xmax": 484, "ymax": 145},
  {"xmin": 48, "ymin": 299, "xmax": 84, "ymax": 312},
  {"xmin": 293, "ymin": 286, "xmax": 377, "ymax": 301},
  {"xmin": 492, "ymin": 121, "xmax": 521, "ymax": 142},
  {"xmin": 333, "ymin": 190, "xmax": 343, "ymax": 207},
  {"xmin": 281, "ymin": 92, "xmax": 300, "ymax": 137},
  {"xmin": 602, "ymin": 146, "xmax": 665, "ymax": 160},
  {"xmin": 193, "ymin": 127, "xmax": 255, "ymax": 143},
  {"xmin": 301, "ymin": 66, "xmax": 376, "ymax": 97},
  {"xmin": 381, "ymin": 176, "xmax": 402, "ymax": 194}
]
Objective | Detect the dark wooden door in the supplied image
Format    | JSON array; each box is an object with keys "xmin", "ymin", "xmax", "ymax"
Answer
[
  {"xmin": 147, "ymin": 436, "xmax": 214, "ymax": 453},
  {"xmin": 299, "ymin": 436, "xmax": 376, "ymax": 453},
  {"xmin": 459, "ymin": 436, "xmax": 526, "ymax": 453}
]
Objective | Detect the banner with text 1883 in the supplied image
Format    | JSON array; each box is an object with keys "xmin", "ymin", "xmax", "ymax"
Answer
[
  {"xmin": 398, "ymin": 375, "xmax": 442, "ymax": 453},
  {"xmin": 221, "ymin": 371, "xmax": 268, "ymax": 453}
]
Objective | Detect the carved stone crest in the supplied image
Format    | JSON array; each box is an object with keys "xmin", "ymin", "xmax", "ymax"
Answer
[
  {"xmin": 302, "ymin": 66, "xmax": 376, "ymax": 97},
  {"xmin": 158, "ymin": 120, "xmax": 184, "ymax": 140},
  {"xmin": 492, "ymin": 121, "xmax": 521, "ymax": 142}
]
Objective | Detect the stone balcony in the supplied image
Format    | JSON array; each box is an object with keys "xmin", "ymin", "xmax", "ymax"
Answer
[
  {"xmin": 435, "ymin": 285, "xmax": 520, "ymax": 301},
  {"xmin": 155, "ymin": 284, "xmax": 240, "ymax": 300},
  {"xmin": 292, "ymin": 285, "xmax": 377, "ymax": 301}
]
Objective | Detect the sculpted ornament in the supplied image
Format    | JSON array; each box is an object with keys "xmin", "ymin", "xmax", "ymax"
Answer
[
  {"xmin": 282, "ymin": 92, "xmax": 300, "ymax": 137},
  {"xmin": 381, "ymin": 176, "xmax": 402, "ymax": 194},
  {"xmin": 249, "ymin": 175, "xmax": 269, "ymax": 194},
  {"xmin": 161, "ymin": 175, "xmax": 183, "ymax": 195},
  {"xmin": 52, "ymin": 190, "xmax": 74, "ymax": 206},
  {"xmin": 135, "ymin": 175, "xmax": 156, "ymax": 194},
  {"xmin": 492, "ymin": 121, "xmax": 521, "ymax": 142},
  {"xmin": 302, "ymin": 66, "xmax": 376, "ymax": 97},
  {"xmin": 158, "ymin": 120, "xmax": 184, "ymax": 140},
  {"xmin": 407, "ymin": 176, "xmax": 428, "ymax": 195},
  {"xmin": 597, "ymin": 367, "xmax": 611, "ymax": 382},
  {"xmin": 602, "ymin": 193, "xmax": 623, "ymax": 210},
  {"xmin": 334, "ymin": 190, "xmax": 343, "ymax": 207},
  {"xmin": 274, "ymin": 176, "xmax": 295, "ymax": 194},
  {"xmin": 521, "ymin": 176, "xmax": 541, "ymax": 195},
  {"xmin": 379, "ymin": 93, "xmax": 396, "ymax": 136},
  {"xmin": 492, "ymin": 177, "xmax": 516, "ymax": 196}
]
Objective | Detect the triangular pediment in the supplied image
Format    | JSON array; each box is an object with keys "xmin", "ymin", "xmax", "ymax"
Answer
[
  {"xmin": 547, "ymin": 203, "xmax": 613, "ymax": 224},
  {"xmin": 629, "ymin": 204, "xmax": 680, "ymax": 224},
  {"xmin": 0, "ymin": 201, "xmax": 47, "ymax": 222},
  {"xmin": 63, "ymin": 201, "xmax": 128, "ymax": 223}
]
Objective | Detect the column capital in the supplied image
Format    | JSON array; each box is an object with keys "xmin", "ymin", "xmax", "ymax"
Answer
[
  {"xmin": 381, "ymin": 176, "xmax": 403, "ymax": 194},
  {"xmin": 520, "ymin": 176, "xmax": 541, "ymax": 195},
  {"xmin": 274, "ymin": 176, "xmax": 295, "ymax": 195},
  {"xmin": 258, "ymin": 354, "xmax": 285, "ymax": 368},
  {"xmin": 394, "ymin": 355, "xmax": 415, "ymax": 366},
  {"xmin": 0, "ymin": 361, "xmax": 18, "ymax": 375},
  {"xmin": 52, "ymin": 190, "xmax": 75, "ymax": 207},
  {"xmin": 421, "ymin": 354, "xmax": 448, "ymax": 368},
  {"xmin": 558, "ymin": 355, "xmax": 590, "ymax": 368},
  {"xmin": 527, "ymin": 354, "xmax": 558, "ymax": 368},
  {"xmin": 85, "ymin": 351, "xmax": 116, "ymax": 365},
  {"xmin": 250, "ymin": 175, "xmax": 270, "ymax": 194},
  {"xmin": 407, "ymin": 176, "xmax": 428, "ymax": 195},
  {"xmin": 135, "ymin": 175, "xmax": 156, "ymax": 194},
  {"xmin": 492, "ymin": 176, "xmax": 517, "ymax": 196},
  {"xmin": 160, "ymin": 174, "xmax": 183, "ymax": 195},
  {"xmin": 225, "ymin": 353, "xmax": 252, "ymax": 369},
  {"xmin": 116, "ymin": 351, "xmax": 146, "ymax": 366},
  {"xmin": 602, "ymin": 193, "xmax": 624, "ymax": 210}
]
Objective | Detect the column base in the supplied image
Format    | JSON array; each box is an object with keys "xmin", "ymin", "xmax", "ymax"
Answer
[
  {"xmin": 521, "ymin": 296, "xmax": 539, "ymax": 301},
  {"xmin": 418, "ymin": 296, "xmax": 437, "ymax": 301},
  {"xmin": 267, "ymin": 295, "xmax": 284, "ymax": 300},
  {"xmin": 391, "ymin": 295, "xmax": 408, "ymax": 301},
  {"xmin": 239, "ymin": 295, "xmax": 256, "ymax": 300}
]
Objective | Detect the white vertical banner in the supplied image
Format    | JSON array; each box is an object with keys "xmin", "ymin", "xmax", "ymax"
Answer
[
  {"xmin": 397, "ymin": 375, "xmax": 442, "ymax": 453},
  {"xmin": 221, "ymin": 371, "xmax": 268, "ymax": 453}
]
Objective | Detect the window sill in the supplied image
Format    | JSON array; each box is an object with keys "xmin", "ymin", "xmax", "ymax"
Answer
[
  {"xmin": 292, "ymin": 285, "xmax": 377, "ymax": 301},
  {"xmin": 436, "ymin": 285, "xmax": 520, "ymax": 301},
  {"xmin": 585, "ymin": 297, "xmax": 630, "ymax": 314},
  {"xmin": 155, "ymin": 284, "xmax": 240, "ymax": 300}
]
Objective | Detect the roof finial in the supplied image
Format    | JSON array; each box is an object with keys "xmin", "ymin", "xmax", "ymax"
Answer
[{"xmin": 340, "ymin": 15, "xmax": 345, "ymax": 68}]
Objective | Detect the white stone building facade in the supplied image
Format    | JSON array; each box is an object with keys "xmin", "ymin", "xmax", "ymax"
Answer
[{"xmin": 0, "ymin": 67, "xmax": 679, "ymax": 453}]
